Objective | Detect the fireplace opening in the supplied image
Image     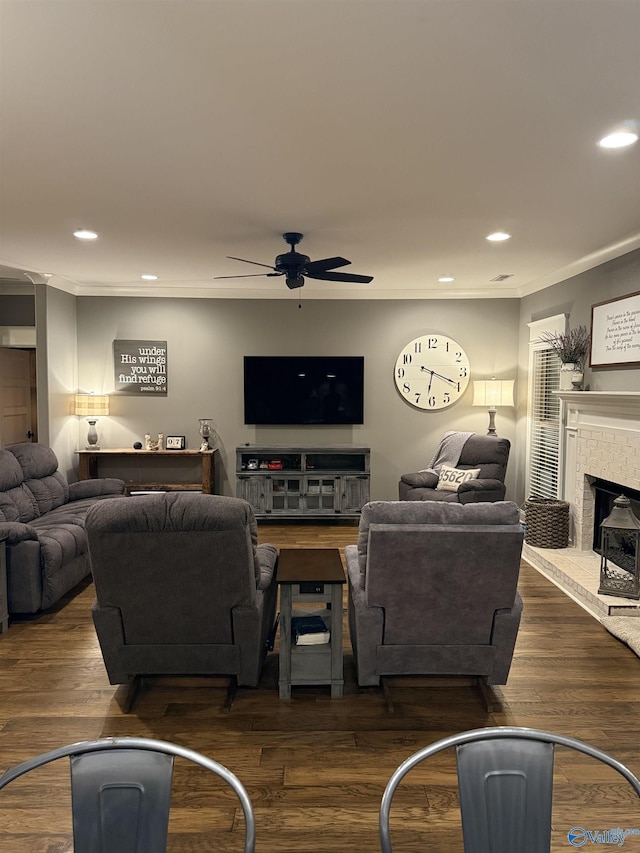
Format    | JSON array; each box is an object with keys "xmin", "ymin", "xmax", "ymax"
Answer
[{"xmin": 592, "ymin": 478, "xmax": 640, "ymax": 552}]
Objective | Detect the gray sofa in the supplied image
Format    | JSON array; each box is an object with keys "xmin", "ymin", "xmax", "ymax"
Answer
[
  {"xmin": 346, "ymin": 500, "xmax": 524, "ymax": 696},
  {"xmin": 399, "ymin": 433, "xmax": 510, "ymax": 503},
  {"xmin": 0, "ymin": 442, "xmax": 125, "ymax": 615},
  {"xmin": 86, "ymin": 492, "xmax": 279, "ymax": 706}
]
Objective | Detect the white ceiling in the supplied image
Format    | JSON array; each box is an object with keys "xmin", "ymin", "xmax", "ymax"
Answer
[{"xmin": 1, "ymin": 0, "xmax": 639, "ymax": 301}]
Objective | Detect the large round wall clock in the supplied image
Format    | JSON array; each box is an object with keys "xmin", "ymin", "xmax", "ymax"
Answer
[{"xmin": 394, "ymin": 334, "xmax": 471, "ymax": 410}]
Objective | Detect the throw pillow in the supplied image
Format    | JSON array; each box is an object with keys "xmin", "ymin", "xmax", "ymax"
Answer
[{"xmin": 436, "ymin": 466, "xmax": 481, "ymax": 492}]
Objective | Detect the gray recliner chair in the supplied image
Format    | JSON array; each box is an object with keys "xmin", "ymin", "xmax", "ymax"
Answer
[
  {"xmin": 399, "ymin": 432, "xmax": 510, "ymax": 503},
  {"xmin": 346, "ymin": 500, "xmax": 524, "ymax": 708},
  {"xmin": 86, "ymin": 492, "xmax": 278, "ymax": 710}
]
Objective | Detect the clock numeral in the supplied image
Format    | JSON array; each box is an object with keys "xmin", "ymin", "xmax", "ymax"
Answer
[
  {"xmin": 413, "ymin": 342, "xmax": 422, "ymax": 353},
  {"xmin": 459, "ymin": 367, "xmax": 468, "ymax": 377},
  {"xmin": 443, "ymin": 392, "xmax": 450, "ymax": 404},
  {"xmin": 396, "ymin": 367, "xmax": 405, "ymax": 379},
  {"xmin": 455, "ymin": 351, "xmax": 462, "ymax": 362},
  {"xmin": 428, "ymin": 337, "xmax": 438, "ymax": 349},
  {"xmin": 402, "ymin": 382, "xmax": 411, "ymax": 394},
  {"xmin": 455, "ymin": 382, "xmax": 461, "ymax": 392},
  {"xmin": 428, "ymin": 395, "xmax": 436, "ymax": 407},
  {"xmin": 403, "ymin": 354, "xmax": 412, "ymax": 365},
  {"xmin": 414, "ymin": 392, "xmax": 421, "ymax": 404}
]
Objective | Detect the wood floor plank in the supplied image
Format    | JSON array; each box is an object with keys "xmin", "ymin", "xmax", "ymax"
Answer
[{"xmin": 1, "ymin": 524, "xmax": 639, "ymax": 851}]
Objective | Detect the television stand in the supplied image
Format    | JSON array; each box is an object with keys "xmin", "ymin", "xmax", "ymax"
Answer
[{"xmin": 236, "ymin": 445, "xmax": 370, "ymax": 518}]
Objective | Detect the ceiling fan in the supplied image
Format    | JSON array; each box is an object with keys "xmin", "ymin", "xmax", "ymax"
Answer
[{"xmin": 214, "ymin": 232, "xmax": 374, "ymax": 290}]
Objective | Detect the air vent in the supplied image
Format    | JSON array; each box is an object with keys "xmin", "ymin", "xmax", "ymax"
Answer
[{"xmin": 490, "ymin": 274, "xmax": 513, "ymax": 282}]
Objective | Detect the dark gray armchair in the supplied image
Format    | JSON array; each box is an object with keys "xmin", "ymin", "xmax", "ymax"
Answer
[
  {"xmin": 86, "ymin": 492, "xmax": 278, "ymax": 710},
  {"xmin": 346, "ymin": 500, "xmax": 524, "ymax": 707},
  {"xmin": 399, "ymin": 433, "xmax": 510, "ymax": 503}
]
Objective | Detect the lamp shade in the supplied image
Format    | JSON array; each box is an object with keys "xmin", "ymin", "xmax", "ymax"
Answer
[
  {"xmin": 472, "ymin": 379, "xmax": 515, "ymax": 408},
  {"xmin": 74, "ymin": 394, "xmax": 110, "ymax": 417}
]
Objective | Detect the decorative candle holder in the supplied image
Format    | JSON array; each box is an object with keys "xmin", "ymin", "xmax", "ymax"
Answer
[{"xmin": 198, "ymin": 418, "xmax": 215, "ymax": 451}]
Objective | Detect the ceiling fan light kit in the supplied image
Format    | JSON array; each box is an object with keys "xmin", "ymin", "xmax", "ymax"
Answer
[{"xmin": 215, "ymin": 232, "xmax": 374, "ymax": 290}]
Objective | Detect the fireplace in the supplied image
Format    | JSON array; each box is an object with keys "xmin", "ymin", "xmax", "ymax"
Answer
[{"xmin": 557, "ymin": 391, "xmax": 640, "ymax": 551}]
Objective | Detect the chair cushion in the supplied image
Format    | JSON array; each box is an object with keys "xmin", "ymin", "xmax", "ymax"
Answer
[{"xmin": 0, "ymin": 448, "xmax": 39, "ymax": 523}]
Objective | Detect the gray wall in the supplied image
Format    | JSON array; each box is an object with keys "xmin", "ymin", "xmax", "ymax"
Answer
[
  {"xmin": 76, "ymin": 296, "xmax": 520, "ymax": 500},
  {"xmin": 513, "ymin": 248, "xmax": 640, "ymax": 506}
]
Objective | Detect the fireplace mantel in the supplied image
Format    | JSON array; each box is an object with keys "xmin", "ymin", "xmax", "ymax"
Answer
[{"xmin": 555, "ymin": 390, "xmax": 640, "ymax": 413}]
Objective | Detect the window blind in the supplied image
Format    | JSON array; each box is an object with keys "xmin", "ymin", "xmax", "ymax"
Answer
[{"xmin": 529, "ymin": 347, "xmax": 561, "ymax": 499}]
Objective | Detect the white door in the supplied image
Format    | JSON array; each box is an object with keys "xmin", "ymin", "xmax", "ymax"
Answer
[{"xmin": 0, "ymin": 347, "xmax": 36, "ymax": 448}]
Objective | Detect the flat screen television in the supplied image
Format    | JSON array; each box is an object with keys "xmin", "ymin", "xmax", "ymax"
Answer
[{"xmin": 244, "ymin": 356, "xmax": 364, "ymax": 425}]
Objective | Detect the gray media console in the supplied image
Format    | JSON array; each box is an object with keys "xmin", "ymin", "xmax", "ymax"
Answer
[{"xmin": 236, "ymin": 445, "xmax": 370, "ymax": 518}]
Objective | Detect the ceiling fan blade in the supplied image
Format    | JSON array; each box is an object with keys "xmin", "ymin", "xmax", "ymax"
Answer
[
  {"xmin": 304, "ymin": 256, "xmax": 351, "ymax": 274},
  {"xmin": 213, "ymin": 272, "xmax": 281, "ymax": 280},
  {"xmin": 307, "ymin": 271, "xmax": 374, "ymax": 284},
  {"xmin": 227, "ymin": 255, "xmax": 277, "ymax": 270}
]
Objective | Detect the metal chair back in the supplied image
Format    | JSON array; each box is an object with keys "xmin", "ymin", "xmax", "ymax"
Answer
[
  {"xmin": 380, "ymin": 726, "xmax": 640, "ymax": 853},
  {"xmin": 0, "ymin": 736, "xmax": 256, "ymax": 853}
]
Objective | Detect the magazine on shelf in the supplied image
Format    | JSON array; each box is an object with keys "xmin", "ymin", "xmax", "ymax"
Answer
[{"xmin": 292, "ymin": 614, "xmax": 330, "ymax": 646}]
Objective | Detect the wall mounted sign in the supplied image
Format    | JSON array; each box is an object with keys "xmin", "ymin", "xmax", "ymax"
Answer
[
  {"xmin": 113, "ymin": 340, "xmax": 168, "ymax": 395},
  {"xmin": 590, "ymin": 292, "xmax": 640, "ymax": 368}
]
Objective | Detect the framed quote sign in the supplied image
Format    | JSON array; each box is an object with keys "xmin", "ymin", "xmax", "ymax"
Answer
[
  {"xmin": 590, "ymin": 292, "xmax": 640, "ymax": 368},
  {"xmin": 113, "ymin": 340, "xmax": 168, "ymax": 395}
]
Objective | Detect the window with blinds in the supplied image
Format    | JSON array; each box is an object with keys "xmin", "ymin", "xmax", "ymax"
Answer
[{"xmin": 528, "ymin": 347, "xmax": 561, "ymax": 499}]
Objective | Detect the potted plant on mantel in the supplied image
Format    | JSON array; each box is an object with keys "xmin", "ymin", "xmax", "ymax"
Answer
[{"xmin": 540, "ymin": 324, "xmax": 591, "ymax": 390}]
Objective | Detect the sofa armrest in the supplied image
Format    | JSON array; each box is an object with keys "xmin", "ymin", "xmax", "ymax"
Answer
[
  {"xmin": 457, "ymin": 478, "xmax": 506, "ymax": 504},
  {"xmin": 256, "ymin": 544, "xmax": 278, "ymax": 591},
  {"xmin": 68, "ymin": 478, "xmax": 126, "ymax": 501},
  {"xmin": 0, "ymin": 521, "xmax": 39, "ymax": 544},
  {"xmin": 399, "ymin": 471, "xmax": 439, "ymax": 489}
]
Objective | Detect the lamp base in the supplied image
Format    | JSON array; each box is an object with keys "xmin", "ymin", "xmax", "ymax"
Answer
[
  {"xmin": 486, "ymin": 407, "xmax": 498, "ymax": 436},
  {"xmin": 86, "ymin": 418, "xmax": 101, "ymax": 450}
]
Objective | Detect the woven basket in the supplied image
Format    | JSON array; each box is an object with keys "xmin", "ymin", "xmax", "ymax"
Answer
[{"xmin": 524, "ymin": 497, "xmax": 570, "ymax": 548}]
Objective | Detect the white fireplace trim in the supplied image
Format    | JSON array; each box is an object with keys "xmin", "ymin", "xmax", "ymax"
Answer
[{"xmin": 556, "ymin": 391, "xmax": 640, "ymax": 550}]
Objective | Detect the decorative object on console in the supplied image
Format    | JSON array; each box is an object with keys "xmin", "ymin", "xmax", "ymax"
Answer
[
  {"xmin": 394, "ymin": 334, "xmax": 470, "ymax": 410},
  {"xmin": 144, "ymin": 433, "xmax": 161, "ymax": 451},
  {"xmin": 133, "ymin": 441, "xmax": 143, "ymax": 450},
  {"xmin": 598, "ymin": 494, "xmax": 640, "ymax": 600},
  {"xmin": 539, "ymin": 324, "xmax": 590, "ymax": 390},
  {"xmin": 166, "ymin": 435, "xmax": 186, "ymax": 450},
  {"xmin": 74, "ymin": 393, "xmax": 110, "ymax": 450},
  {"xmin": 472, "ymin": 377, "xmax": 515, "ymax": 435},
  {"xmin": 198, "ymin": 418, "xmax": 215, "ymax": 451}
]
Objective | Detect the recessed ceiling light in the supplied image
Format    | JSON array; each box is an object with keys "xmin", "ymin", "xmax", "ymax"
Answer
[
  {"xmin": 73, "ymin": 229, "xmax": 98, "ymax": 240},
  {"xmin": 141, "ymin": 274, "xmax": 158, "ymax": 281},
  {"xmin": 438, "ymin": 276, "xmax": 455, "ymax": 283},
  {"xmin": 486, "ymin": 231, "xmax": 511, "ymax": 242},
  {"xmin": 597, "ymin": 130, "xmax": 639, "ymax": 149}
]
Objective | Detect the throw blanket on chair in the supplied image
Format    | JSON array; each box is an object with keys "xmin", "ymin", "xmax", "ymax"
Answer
[{"xmin": 419, "ymin": 431, "xmax": 474, "ymax": 476}]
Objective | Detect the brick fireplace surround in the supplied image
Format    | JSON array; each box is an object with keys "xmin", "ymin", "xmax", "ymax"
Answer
[{"xmin": 522, "ymin": 391, "xmax": 640, "ymax": 618}]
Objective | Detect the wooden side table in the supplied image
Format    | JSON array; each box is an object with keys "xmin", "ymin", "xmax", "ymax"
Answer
[
  {"xmin": 0, "ymin": 532, "xmax": 9, "ymax": 634},
  {"xmin": 277, "ymin": 548, "xmax": 345, "ymax": 699},
  {"xmin": 76, "ymin": 449, "xmax": 215, "ymax": 494}
]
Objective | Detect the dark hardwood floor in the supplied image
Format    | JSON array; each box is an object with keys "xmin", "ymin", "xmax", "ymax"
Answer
[{"xmin": 1, "ymin": 523, "xmax": 639, "ymax": 851}]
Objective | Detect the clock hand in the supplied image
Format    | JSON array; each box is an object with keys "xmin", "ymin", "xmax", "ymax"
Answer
[{"xmin": 420, "ymin": 366, "xmax": 458, "ymax": 387}]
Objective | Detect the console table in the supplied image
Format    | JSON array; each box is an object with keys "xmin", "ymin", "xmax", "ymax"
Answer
[
  {"xmin": 77, "ymin": 449, "xmax": 215, "ymax": 494},
  {"xmin": 236, "ymin": 445, "xmax": 370, "ymax": 518}
]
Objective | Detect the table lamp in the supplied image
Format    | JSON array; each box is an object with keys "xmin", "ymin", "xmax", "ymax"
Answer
[
  {"xmin": 74, "ymin": 394, "xmax": 109, "ymax": 449},
  {"xmin": 472, "ymin": 377, "xmax": 515, "ymax": 436}
]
